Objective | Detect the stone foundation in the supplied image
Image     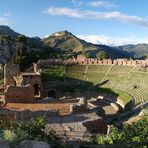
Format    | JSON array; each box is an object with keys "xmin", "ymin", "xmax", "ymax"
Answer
[{"xmin": 5, "ymin": 85, "xmax": 35, "ymax": 103}]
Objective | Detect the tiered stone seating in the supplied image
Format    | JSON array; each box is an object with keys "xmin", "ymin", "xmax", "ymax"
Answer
[{"xmin": 65, "ymin": 65, "xmax": 148, "ymax": 104}]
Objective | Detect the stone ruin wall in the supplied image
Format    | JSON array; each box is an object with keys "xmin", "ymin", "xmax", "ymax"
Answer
[
  {"xmin": 0, "ymin": 108, "xmax": 59, "ymax": 120},
  {"xmin": 38, "ymin": 58, "xmax": 148, "ymax": 67},
  {"xmin": 3, "ymin": 63, "xmax": 42, "ymax": 103},
  {"xmin": 21, "ymin": 75, "xmax": 41, "ymax": 86},
  {"xmin": 4, "ymin": 64, "xmax": 20, "ymax": 89},
  {"xmin": 5, "ymin": 85, "xmax": 35, "ymax": 103}
]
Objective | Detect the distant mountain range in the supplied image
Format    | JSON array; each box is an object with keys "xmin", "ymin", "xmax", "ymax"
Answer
[
  {"xmin": 116, "ymin": 44, "xmax": 148, "ymax": 59},
  {"xmin": 43, "ymin": 31, "xmax": 129, "ymax": 59},
  {"xmin": 0, "ymin": 25, "xmax": 148, "ymax": 63},
  {"xmin": 43, "ymin": 31, "xmax": 148, "ymax": 59}
]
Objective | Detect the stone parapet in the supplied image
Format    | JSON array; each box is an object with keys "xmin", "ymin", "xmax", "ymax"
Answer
[{"xmin": 38, "ymin": 58, "xmax": 148, "ymax": 67}]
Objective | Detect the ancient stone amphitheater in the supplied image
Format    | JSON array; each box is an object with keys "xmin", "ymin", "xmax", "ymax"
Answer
[
  {"xmin": 64, "ymin": 64, "xmax": 148, "ymax": 105},
  {"xmin": 39, "ymin": 62, "xmax": 148, "ymax": 141},
  {"xmin": 1, "ymin": 60, "xmax": 148, "ymax": 142},
  {"xmin": 39, "ymin": 57, "xmax": 148, "ymax": 109}
]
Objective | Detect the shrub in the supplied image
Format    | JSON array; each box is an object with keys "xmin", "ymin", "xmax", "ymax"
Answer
[
  {"xmin": 93, "ymin": 115, "xmax": 148, "ymax": 144},
  {"xmin": 0, "ymin": 116, "xmax": 67, "ymax": 147},
  {"xmin": 2, "ymin": 130, "xmax": 17, "ymax": 143}
]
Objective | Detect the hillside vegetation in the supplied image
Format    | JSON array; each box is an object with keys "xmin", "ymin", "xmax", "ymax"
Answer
[
  {"xmin": 1, "ymin": 25, "xmax": 148, "ymax": 66},
  {"xmin": 116, "ymin": 44, "xmax": 148, "ymax": 59},
  {"xmin": 91, "ymin": 115, "xmax": 148, "ymax": 145},
  {"xmin": 43, "ymin": 31, "xmax": 130, "ymax": 59}
]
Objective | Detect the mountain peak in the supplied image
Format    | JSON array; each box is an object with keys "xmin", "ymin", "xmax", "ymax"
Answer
[
  {"xmin": 51, "ymin": 30, "xmax": 73, "ymax": 37},
  {"xmin": 0, "ymin": 25, "xmax": 11, "ymax": 30},
  {"xmin": 0, "ymin": 25, "xmax": 19, "ymax": 37}
]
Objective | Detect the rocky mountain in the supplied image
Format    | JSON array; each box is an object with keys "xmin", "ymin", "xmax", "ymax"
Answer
[
  {"xmin": 0, "ymin": 26, "xmax": 44, "ymax": 65},
  {"xmin": 0, "ymin": 36, "xmax": 40, "ymax": 64},
  {"xmin": 0, "ymin": 25, "xmax": 148, "ymax": 65},
  {"xmin": 0, "ymin": 26, "xmax": 19, "ymax": 38},
  {"xmin": 0, "ymin": 26, "xmax": 42, "ymax": 48},
  {"xmin": 43, "ymin": 31, "xmax": 130, "ymax": 59}
]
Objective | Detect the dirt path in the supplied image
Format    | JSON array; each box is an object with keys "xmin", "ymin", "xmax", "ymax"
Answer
[{"xmin": 4, "ymin": 100, "xmax": 78, "ymax": 115}]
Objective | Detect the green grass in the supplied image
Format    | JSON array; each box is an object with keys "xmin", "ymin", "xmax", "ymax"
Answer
[
  {"xmin": 41, "ymin": 65, "xmax": 148, "ymax": 106},
  {"xmin": 41, "ymin": 65, "xmax": 64, "ymax": 81},
  {"xmin": 115, "ymin": 90, "xmax": 132, "ymax": 104}
]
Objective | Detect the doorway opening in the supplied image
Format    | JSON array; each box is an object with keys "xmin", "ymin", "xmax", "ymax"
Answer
[
  {"xmin": 33, "ymin": 84, "xmax": 40, "ymax": 96},
  {"xmin": 48, "ymin": 90, "xmax": 56, "ymax": 98}
]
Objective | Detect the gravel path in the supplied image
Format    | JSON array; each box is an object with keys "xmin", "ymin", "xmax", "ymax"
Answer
[{"xmin": 46, "ymin": 112, "xmax": 100, "ymax": 141}]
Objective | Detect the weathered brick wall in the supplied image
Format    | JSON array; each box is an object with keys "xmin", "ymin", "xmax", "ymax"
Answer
[
  {"xmin": 21, "ymin": 75, "xmax": 42, "ymax": 86},
  {"xmin": 4, "ymin": 64, "xmax": 20, "ymax": 88},
  {"xmin": 38, "ymin": 58, "xmax": 148, "ymax": 67},
  {"xmin": 5, "ymin": 85, "xmax": 35, "ymax": 103},
  {"xmin": 21, "ymin": 74, "xmax": 43, "ymax": 97}
]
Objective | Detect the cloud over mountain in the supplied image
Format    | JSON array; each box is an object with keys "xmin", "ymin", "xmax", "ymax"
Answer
[{"xmin": 77, "ymin": 35, "xmax": 148, "ymax": 46}]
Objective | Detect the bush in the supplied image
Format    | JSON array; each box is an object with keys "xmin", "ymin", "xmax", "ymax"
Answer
[
  {"xmin": 0, "ymin": 116, "xmax": 67, "ymax": 147},
  {"xmin": 93, "ymin": 115, "xmax": 148, "ymax": 144},
  {"xmin": 2, "ymin": 130, "xmax": 17, "ymax": 143}
]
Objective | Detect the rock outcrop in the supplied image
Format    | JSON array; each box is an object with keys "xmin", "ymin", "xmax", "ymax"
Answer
[
  {"xmin": 19, "ymin": 140, "xmax": 50, "ymax": 148},
  {"xmin": 0, "ymin": 137, "xmax": 10, "ymax": 148}
]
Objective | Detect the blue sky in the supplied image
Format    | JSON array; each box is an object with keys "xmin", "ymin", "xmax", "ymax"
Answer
[{"xmin": 0, "ymin": 0, "xmax": 148, "ymax": 45}]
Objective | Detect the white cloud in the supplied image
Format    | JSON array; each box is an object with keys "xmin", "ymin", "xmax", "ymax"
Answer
[
  {"xmin": 88, "ymin": 0, "xmax": 117, "ymax": 8},
  {"xmin": 71, "ymin": 0, "xmax": 117, "ymax": 8},
  {"xmin": 43, "ymin": 7, "xmax": 80, "ymax": 18},
  {"xmin": 72, "ymin": 0, "xmax": 83, "ymax": 6},
  {"xmin": 77, "ymin": 35, "xmax": 148, "ymax": 46},
  {"xmin": 43, "ymin": 7, "xmax": 148, "ymax": 27},
  {"xmin": 0, "ymin": 17, "xmax": 10, "ymax": 25}
]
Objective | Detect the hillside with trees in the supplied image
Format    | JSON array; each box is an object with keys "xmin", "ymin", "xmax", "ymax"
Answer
[{"xmin": 1, "ymin": 25, "xmax": 148, "ymax": 68}]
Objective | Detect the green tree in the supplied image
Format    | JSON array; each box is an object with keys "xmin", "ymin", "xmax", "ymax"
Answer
[
  {"xmin": 82, "ymin": 45, "xmax": 85, "ymax": 55},
  {"xmin": 16, "ymin": 35, "xmax": 27, "ymax": 44},
  {"xmin": 84, "ymin": 52, "xmax": 91, "ymax": 58},
  {"xmin": 96, "ymin": 51, "xmax": 109, "ymax": 60},
  {"xmin": 93, "ymin": 115, "xmax": 148, "ymax": 145},
  {"xmin": 0, "ymin": 116, "xmax": 67, "ymax": 147},
  {"xmin": 13, "ymin": 44, "xmax": 28, "ymax": 70}
]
